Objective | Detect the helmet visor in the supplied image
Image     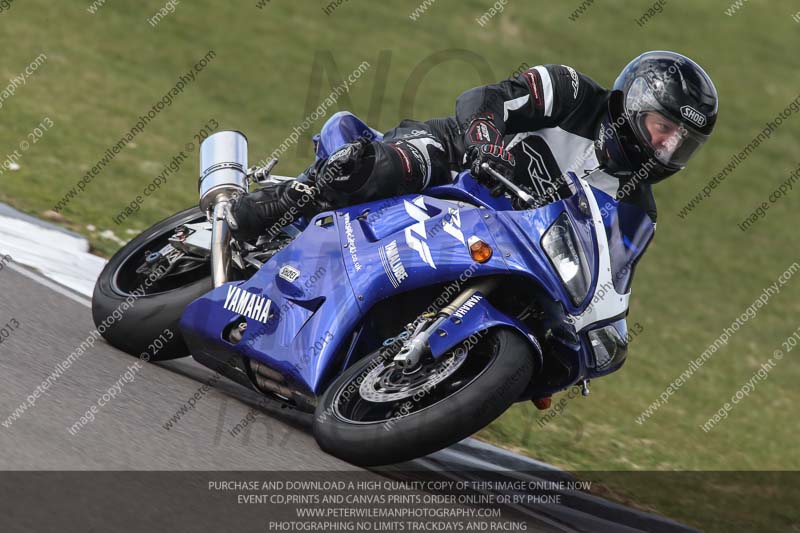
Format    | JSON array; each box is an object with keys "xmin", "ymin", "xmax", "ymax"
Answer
[{"xmin": 626, "ymin": 77, "xmax": 709, "ymax": 168}]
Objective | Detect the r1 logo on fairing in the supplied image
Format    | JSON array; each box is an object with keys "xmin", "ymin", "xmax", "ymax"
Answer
[
  {"xmin": 442, "ymin": 207, "xmax": 465, "ymax": 245},
  {"xmin": 403, "ymin": 196, "xmax": 436, "ymax": 269}
]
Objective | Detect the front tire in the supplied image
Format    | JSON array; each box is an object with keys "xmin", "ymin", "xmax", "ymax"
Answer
[
  {"xmin": 92, "ymin": 207, "xmax": 213, "ymax": 360},
  {"xmin": 313, "ymin": 328, "xmax": 534, "ymax": 466}
]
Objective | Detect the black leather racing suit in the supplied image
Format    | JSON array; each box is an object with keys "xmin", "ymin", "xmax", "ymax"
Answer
[{"xmin": 318, "ymin": 64, "xmax": 658, "ymax": 223}]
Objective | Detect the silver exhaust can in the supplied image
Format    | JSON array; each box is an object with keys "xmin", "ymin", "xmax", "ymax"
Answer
[{"xmin": 198, "ymin": 130, "xmax": 248, "ymax": 212}]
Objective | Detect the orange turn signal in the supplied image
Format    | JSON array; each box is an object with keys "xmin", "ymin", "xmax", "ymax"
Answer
[{"xmin": 469, "ymin": 239, "xmax": 493, "ymax": 263}]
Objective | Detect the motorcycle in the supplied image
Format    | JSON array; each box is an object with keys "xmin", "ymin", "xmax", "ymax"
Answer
[{"xmin": 92, "ymin": 111, "xmax": 654, "ymax": 466}]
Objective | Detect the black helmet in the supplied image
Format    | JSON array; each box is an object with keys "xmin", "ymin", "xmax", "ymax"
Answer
[{"xmin": 596, "ymin": 51, "xmax": 718, "ymax": 183}]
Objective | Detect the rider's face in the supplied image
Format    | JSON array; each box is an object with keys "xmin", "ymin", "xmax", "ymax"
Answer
[{"xmin": 643, "ymin": 112, "xmax": 683, "ymax": 159}]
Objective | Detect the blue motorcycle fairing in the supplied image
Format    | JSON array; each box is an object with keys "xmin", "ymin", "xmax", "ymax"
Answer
[
  {"xmin": 335, "ymin": 194, "xmax": 511, "ymax": 314},
  {"xmin": 426, "ymin": 172, "xmax": 515, "ymax": 212},
  {"xmin": 600, "ymin": 196, "xmax": 656, "ymax": 295},
  {"xmin": 179, "ymin": 173, "xmax": 649, "ymax": 398},
  {"xmin": 179, "ymin": 214, "xmax": 363, "ymax": 396},
  {"xmin": 179, "ymin": 180, "xmax": 521, "ymax": 397},
  {"xmin": 427, "ymin": 290, "xmax": 542, "ymax": 365},
  {"xmin": 487, "ymin": 198, "xmax": 598, "ymax": 317}
]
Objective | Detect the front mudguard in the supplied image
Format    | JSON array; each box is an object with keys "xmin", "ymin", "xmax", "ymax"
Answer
[{"xmin": 427, "ymin": 291, "xmax": 542, "ymax": 373}]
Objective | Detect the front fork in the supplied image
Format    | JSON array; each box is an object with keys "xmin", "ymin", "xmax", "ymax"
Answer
[{"xmin": 393, "ymin": 277, "xmax": 499, "ymax": 368}]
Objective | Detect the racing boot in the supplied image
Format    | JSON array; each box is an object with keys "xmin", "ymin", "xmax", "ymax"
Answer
[{"xmin": 225, "ymin": 179, "xmax": 320, "ymax": 242}]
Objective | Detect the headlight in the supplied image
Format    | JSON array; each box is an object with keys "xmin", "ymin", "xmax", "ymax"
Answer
[
  {"xmin": 541, "ymin": 213, "xmax": 591, "ymax": 305},
  {"xmin": 588, "ymin": 320, "xmax": 628, "ymax": 370}
]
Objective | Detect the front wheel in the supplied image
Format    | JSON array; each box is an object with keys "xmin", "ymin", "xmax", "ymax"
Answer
[{"xmin": 313, "ymin": 328, "xmax": 534, "ymax": 466}]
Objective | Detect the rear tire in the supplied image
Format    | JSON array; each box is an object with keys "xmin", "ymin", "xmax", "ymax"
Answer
[
  {"xmin": 91, "ymin": 207, "xmax": 213, "ymax": 360},
  {"xmin": 313, "ymin": 328, "xmax": 534, "ymax": 466}
]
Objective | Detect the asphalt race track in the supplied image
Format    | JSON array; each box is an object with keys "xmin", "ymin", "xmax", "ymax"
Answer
[{"xmin": 0, "ymin": 266, "xmax": 355, "ymax": 470}]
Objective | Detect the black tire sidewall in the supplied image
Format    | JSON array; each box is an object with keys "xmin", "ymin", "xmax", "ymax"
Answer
[
  {"xmin": 313, "ymin": 328, "xmax": 534, "ymax": 466},
  {"xmin": 91, "ymin": 207, "xmax": 213, "ymax": 360}
]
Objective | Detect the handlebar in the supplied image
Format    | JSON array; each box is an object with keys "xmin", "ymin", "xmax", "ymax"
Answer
[
  {"xmin": 479, "ymin": 163, "xmax": 537, "ymax": 208},
  {"xmin": 247, "ymin": 158, "xmax": 279, "ymax": 184}
]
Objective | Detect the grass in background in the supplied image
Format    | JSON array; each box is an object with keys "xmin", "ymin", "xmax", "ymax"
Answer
[{"xmin": 1, "ymin": 1, "xmax": 798, "ymax": 530}]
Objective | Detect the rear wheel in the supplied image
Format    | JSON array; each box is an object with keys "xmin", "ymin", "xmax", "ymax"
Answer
[
  {"xmin": 313, "ymin": 328, "xmax": 534, "ymax": 466},
  {"xmin": 91, "ymin": 207, "xmax": 213, "ymax": 360}
]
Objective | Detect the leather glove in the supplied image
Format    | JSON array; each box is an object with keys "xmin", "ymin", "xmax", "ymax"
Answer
[{"xmin": 464, "ymin": 143, "xmax": 516, "ymax": 194}]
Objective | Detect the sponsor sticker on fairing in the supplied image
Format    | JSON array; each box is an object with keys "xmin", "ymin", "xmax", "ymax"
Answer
[
  {"xmin": 452, "ymin": 294, "xmax": 483, "ymax": 319},
  {"xmin": 223, "ymin": 286, "xmax": 273, "ymax": 324},
  {"xmin": 379, "ymin": 239, "xmax": 408, "ymax": 288},
  {"xmin": 278, "ymin": 265, "xmax": 300, "ymax": 282},
  {"xmin": 343, "ymin": 212, "xmax": 362, "ymax": 271}
]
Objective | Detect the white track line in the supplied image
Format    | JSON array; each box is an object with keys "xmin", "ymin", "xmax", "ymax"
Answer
[{"xmin": 0, "ymin": 211, "xmax": 106, "ymax": 298}]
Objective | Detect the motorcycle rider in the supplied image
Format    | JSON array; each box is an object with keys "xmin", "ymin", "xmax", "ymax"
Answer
[{"xmin": 227, "ymin": 51, "xmax": 718, "ymax": 241}]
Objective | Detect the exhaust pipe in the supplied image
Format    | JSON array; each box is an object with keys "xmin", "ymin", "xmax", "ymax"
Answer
[
  {"xmin": 199, "ymin": 131, "xmax": 249, "ymax": 287},
  {"xmin": 252, "ymin": 373, "xmax": 294, "ymax": 399},
  {"xmin": 250, "ymin": 359, "xmax": 284, "ymax": 383},
  {"xmin": 249, "ymin": 359, "xmax": 317, "ymax": 411}
]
